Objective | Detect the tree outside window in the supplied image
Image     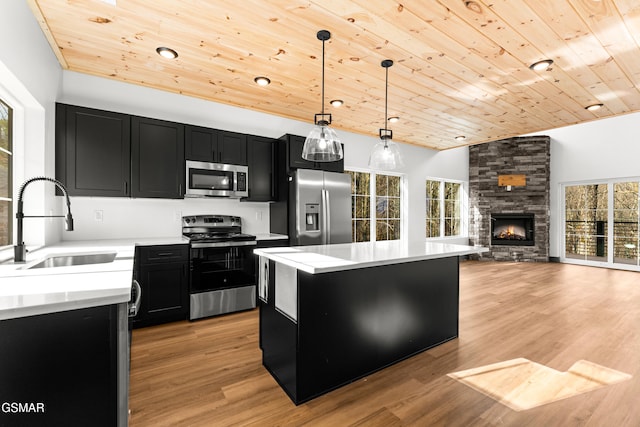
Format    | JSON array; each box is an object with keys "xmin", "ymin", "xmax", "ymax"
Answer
[{"xmin": 0, "ymin": 99, "xmax": 12, "ymax": 247}]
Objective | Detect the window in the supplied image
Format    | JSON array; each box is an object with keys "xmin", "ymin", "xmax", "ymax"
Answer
[
  {"xmin": 350, "ymin": 170, "xmax": 370, "ymax": 242},
  {"xmin": 564, "ymin": 181, "xmax": 640, "ymax": 269},
  {"xmin": 0, "ymin": 99, "xmax": 12, "ymax": 247},
  {"xmin": 348, "ymin": 170, "xmax": 403, "ymax": 242},
  {"xmin": 426, "ymin": 179, "xmax": 462, "ymax": 238}
]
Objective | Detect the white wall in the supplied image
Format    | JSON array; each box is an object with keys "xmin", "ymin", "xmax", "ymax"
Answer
[
  {"xmin": 530, "ymin": 111, "xmax": 640, "ymax": 257},
  {"xmin": 1, "ymin": 1, "xmax": 62, "ymax": 250}
]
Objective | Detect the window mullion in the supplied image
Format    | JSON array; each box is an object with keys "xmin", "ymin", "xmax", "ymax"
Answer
[
  {"xmin": 370, "ymin": 172, "xmax": 376, "ymax": 242},
  {"xmin": 440, "ymin": 181, "xmax": 445, "ymax": 237}
]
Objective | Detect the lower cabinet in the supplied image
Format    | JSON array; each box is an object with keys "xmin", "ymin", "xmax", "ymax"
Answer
[
  {"xmin": 132, "ymin": 244, "xmax": 189, "ymax": 328},
  {"xmin": 0, "ymin": 304, "xmax": 127, "ymax": 426}
]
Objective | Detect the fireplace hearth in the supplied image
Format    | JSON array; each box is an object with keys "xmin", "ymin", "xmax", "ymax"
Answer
[{"xmin": 491, "ymin": 213, "xmax": 535, "ymax": 246}]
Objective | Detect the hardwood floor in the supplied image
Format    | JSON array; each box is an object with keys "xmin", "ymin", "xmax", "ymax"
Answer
[{"xmin": 129, "ymin": 261, "xmax": 640, "ymax": 426}]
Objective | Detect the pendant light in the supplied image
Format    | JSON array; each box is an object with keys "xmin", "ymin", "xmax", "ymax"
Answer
[
  {"xmin": 368, "ymin": 59, "xmax": 404, "ymax": 170},
  {"xmin": 302, "ymin": 30, "xmax": 343, "ymax": 162}
]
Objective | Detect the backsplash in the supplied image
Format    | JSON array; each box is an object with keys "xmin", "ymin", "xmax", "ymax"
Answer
[{"xmin": 61, "ymin": 197, "xmax": 270, "ymax": 241}]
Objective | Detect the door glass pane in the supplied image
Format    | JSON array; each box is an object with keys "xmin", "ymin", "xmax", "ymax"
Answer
[
  {"xmin": 613, "ymin": 182, "xmax": 639, "ymax": 265},
  {"xmin": 565, "ymin": 184, "xmax": 608, "ymax": 262}
]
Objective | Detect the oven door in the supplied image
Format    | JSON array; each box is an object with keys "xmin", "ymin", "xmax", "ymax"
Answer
[{"xmin": 189, "ymin": 241, "xmax": 257, "ymax": 319}]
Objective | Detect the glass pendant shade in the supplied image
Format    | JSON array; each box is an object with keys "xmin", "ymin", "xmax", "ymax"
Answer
[
  {"xmin": 368, "ymin": 59, "xmax": 403, "ymax": 170},
  {"xmin": 303, "ymin": 122, "xmax": 343, "ymax": 162},
  {"xmin": 302, "ymin": 30, "xmax": 343, "ymax": 162},
  {"xmin": 368, "ymin": 139, "xmax": 404, "ymax": 170}
]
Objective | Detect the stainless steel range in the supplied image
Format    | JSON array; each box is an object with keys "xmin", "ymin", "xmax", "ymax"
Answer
[{"xmin": 183, "ymin": 214, "xmax": 257, "ymax": 320}]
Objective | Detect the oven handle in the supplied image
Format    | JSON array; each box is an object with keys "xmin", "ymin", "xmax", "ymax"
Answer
[{"xmin": 190, "ymin": 240, "xmax": 257, "ymax": 249}]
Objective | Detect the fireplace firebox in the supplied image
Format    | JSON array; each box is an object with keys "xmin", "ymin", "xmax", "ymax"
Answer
[{"xmin": 491, "ymin": 213, "xmax": 535, "ymax": 246}]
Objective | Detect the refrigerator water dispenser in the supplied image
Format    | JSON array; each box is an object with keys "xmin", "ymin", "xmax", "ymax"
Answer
[{"xmin": 305, "ymin": 204, "xmax": 320, "ymax": 231}]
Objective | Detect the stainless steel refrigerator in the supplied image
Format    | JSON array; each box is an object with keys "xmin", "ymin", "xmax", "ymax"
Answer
[{"xmin": 289, "ymin": 169, "xmax": 351, "ymax": 245}]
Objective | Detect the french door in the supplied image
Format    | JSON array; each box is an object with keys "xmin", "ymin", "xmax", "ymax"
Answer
[{"xmin": 563, "ymin": 180, "xmax": 640, "ymax": 270}]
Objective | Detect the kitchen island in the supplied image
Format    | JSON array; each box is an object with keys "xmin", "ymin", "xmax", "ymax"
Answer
[{"xmin": 254, "ymin": 240, "xmax": 487, "ymax": 405}]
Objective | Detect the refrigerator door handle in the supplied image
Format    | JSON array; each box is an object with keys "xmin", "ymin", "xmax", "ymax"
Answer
[{"xmin": 322, "ymin": 188, "xmax": 330, "ymax": 244}]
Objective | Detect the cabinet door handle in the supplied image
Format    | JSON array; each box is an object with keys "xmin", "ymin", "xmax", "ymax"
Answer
[{"xmin": 124, "ymin": 181, "xmax": 128, "ymax": 196}]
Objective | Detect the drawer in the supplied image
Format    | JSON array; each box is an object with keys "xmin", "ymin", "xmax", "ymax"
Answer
[{"xmin": 138, "ymin": 244, "xmax": 188, "ymax": 263}]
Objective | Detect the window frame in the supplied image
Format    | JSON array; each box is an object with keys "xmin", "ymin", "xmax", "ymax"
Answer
[
  {"xmin": 0, "ymin": 98, "xmax": 12, "ymax": 249},
  {"xmin": 425, "ymin": 177, "xmax": 466, "ymax": 240},
  {"xmin": 347, "ymin": 168, "xmax": 406, "ymax": 243},
  {"xmin": 561, "ymin": 178, "xmax": 640, "ymax": 272}
]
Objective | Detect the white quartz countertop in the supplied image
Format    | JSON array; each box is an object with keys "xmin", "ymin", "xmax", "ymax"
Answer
[
  {"xmin": 0, "ymin": 237, "xmax": 187, "ymax": 320},
  {"xmin": 254, "ymin": 240, "xmax": 488, "ymax": 274}
]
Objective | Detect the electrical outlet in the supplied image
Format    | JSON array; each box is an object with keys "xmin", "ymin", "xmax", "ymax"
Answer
[
  {"xmin": 256, "ymin": 211, "xmax": 263, "ymax": 221},
  {"xmin": 94, "ymin": 210, "xmax": 103, "ymax": 222}
]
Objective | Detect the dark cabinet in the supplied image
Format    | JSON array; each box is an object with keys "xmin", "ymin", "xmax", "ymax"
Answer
[
  {"xmin": 245, "ymin": 135, "xmax": 276, "ymax": 201},
  {"xmin": 131, "ymin": 116, "xmax": 185, "ymax": 198},
  {"xmin": 132, "ymin": 244, "xmax": 189, "ymax": 328},
  {"xmin": 0, "ymin": 304, "xmax": 124, "ymax": 426},
  {"xmin": 55, "ymin": 103, "xmax": 131, "ymax": 197},
  {"xmin": 279, "ymin": 134, "xmax": 344, "ymax": 173},
  {"xmin": 185, "ymin": 125, "xmax": 247, "ymax": 165}
]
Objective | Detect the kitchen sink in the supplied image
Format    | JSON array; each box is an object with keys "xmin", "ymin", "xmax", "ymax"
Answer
[{"xmin": 26, "ymin": 252, "xmax": 118, "ymax": 269}]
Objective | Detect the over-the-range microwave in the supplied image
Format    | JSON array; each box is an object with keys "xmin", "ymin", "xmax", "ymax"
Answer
[{"xmin": 185, "ymin": 160, "xmax": 248, "ymax": 198}]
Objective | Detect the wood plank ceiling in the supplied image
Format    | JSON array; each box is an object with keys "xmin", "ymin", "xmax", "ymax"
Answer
[{"xmin": 28, "ymin": 0, "xmax": 640, "ymax": 150}]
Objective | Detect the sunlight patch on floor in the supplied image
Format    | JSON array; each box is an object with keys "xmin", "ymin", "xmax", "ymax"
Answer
[{"xmin": 448, "ymin": 358, "xmax": 631, "ymax": 411}]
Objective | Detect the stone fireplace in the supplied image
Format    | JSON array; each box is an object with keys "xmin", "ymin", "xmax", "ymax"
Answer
[{"xmin": 469, "ymin": 136, "xmax": 550, "ymax": 261}]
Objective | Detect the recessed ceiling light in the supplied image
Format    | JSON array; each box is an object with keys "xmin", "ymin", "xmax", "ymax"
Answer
[
  {"xmin": 585, "ymin": 103, "xmax": 604, "ymax": 111},
  {"xmin": 254, "ymin": 76, "xmax": 271, "ymax": 86},
  {"xmin": 330, "ymin": 99, "xmax": 343, "ymax": 107},
  {"xmin": 455, "ymin": 135, "xmax": 467, "ymax": 141},
  {"xmin": 388, "ymin": 116, "xmax": 399, "ymax": 123},
  {"xmin": 529, "ymin": 59, "xmax": 553, "ymax": 71},
  {"xmin": 156, "ymin": 47, "xmax": 178, "ymax": 59}
]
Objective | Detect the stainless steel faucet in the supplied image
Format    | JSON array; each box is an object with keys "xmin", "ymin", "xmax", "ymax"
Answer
[{"xmin": 14, "ymin": 177, "xmax": 74, "ymax": 263}]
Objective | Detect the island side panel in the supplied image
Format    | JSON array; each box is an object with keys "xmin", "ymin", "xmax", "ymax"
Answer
[
  {"xmin": 296, "ymin": 256, "xmax": 460, "ymax": 404},
  {"xmin": 259, "ymin": 260, "xmax": 298, "ymax": 402}
]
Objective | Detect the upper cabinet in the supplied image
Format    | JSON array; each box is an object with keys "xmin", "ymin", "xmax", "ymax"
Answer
[
  {"xmin": 185, "ymin": 125, "xmax": 247, "ymax": 165},
  {"xmin": 245, "ymin": 135, "xmax": 276, "ymax": 202},
  {"xmin": 55, "ymin": 104, "xmax": 131, "ymax": 197},
  {"xmin": 279, "ymin": 134, "xmax": 344, "ymax": 173},
  {"xmin": 131, "ymin": 116, "xmax": 185, "ymax": 199}
]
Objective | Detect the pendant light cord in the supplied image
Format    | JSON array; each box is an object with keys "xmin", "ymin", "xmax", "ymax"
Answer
[
  {"xmin": 384, "ymin": 65, "xmax": 388, "ymax": 136},
  {"xmin": 321, "ymin": 37, "xmax": 325, "ymax": 118}
]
